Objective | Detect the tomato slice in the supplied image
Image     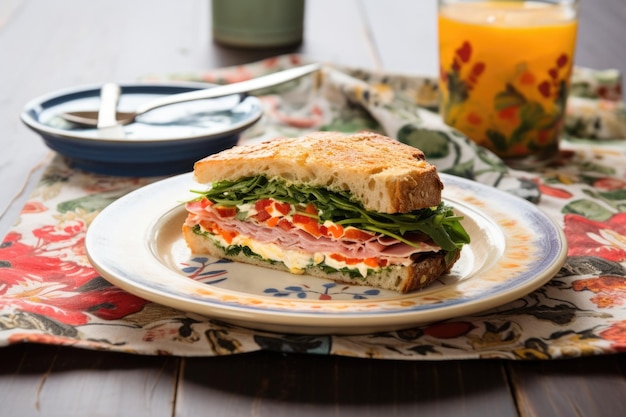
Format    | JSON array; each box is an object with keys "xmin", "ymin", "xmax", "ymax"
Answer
[
  {"xmin": 304, "ymin": 203, "xmax": 318, "ymax": 215},
  {"xmin": 199, "ymin": 220, "xmax": 238, "ymax": 244},
  {"xmin": 342, "ymin": 227, "xmax": 375, "ymax": 241},
  {"xmin": 292, "ymin": 213, "xmax": 322, "ymax": 237},
  {"xmin": 325, "ymin": 223, "xmax": 344, "ymax": 239},
  {"xmin": 199, "ymin": 220, "xmax": 217, "ymax": 233},
  {"xmin": 292, "ymin": 213, "xmax": 311, "ymax": 224},
  {"xmin": 266, "ymin": 216, "xmax": 280, "ymax": 227},
  {"xmin": 278, "ymin": 219, "xmax": 294, "ymax": 231},
  {"xmin": 186, "ymin": 198, "xmax": 213, "ymax": 211},
  {"xmin": 254, "ymin": 199, "xmax": 272, "ymax": 212},
  {"xmin": 219, "ymin": 229, "xmax": 238, "ymax": 244},
  {"xmin": 274, "ymin": 201, "xmax": 291, "ymax": 215},
  {"xmin": 200, "ymin": 197, "xmax": 214, "ymax": 208},
  {"xmin": 329, "ymin": 253, "xmax": 380, "ymax": 268},
  {"xmin": 214, "ymin": 205, "xmax": 237, "ymax": 218},
  {"xmin": 301, "ymin": 221, "xmax": 322, "ymax": 237},
  {"xmin": 255, "ymin": 209, "xmax": 271, "ymax": 222},
  {"xmin": 329, "ymin": 253, "xmax": 345, "ymax": 263},
  {"xmin": 363, "ymin": 257, "xmax": 379, "ymax": 268}
]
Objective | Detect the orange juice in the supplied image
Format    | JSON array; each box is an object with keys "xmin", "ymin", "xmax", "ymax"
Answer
[{"xmin": 438, "ymin": 0, "xmax": 578, "ymax": 167}]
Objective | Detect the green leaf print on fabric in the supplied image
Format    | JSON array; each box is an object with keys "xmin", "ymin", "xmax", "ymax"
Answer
[
  {"xmin": 321, "ymin": 112, "xmax": 382, "ymax": 134},
  {"xmin": 562, "ymin": 199, "xmax": 615, "ymax": 221},
  {"xmin": 397, "ymin": 125, "xmax": 451, "ymax": 159},
  {"xmin": 57, "ymin": 192, "xmax": 126, "ymax": 214},
  {"xmin": 583, "ymin": 188, "xmax": 626, "ymax": 212}
]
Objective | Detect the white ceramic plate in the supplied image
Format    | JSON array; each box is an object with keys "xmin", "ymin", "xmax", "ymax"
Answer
[{"xmin": 86, "ymin": 173, "xmax": 567, "ymax": 335}]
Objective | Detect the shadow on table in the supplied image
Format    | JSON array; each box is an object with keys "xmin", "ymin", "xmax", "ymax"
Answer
[{"xmin": 180, "ymin": 351, "xmax": 517, "ymax": 416}]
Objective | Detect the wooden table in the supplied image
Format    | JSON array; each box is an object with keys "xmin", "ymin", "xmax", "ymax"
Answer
[{"xmin": 1, "ymin": 1, "xmax": 625, "ymax": 416}]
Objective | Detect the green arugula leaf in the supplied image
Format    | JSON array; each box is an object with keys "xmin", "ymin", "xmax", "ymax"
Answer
[{"xmin": 191, "ymin": 176, "xmax": 471, "ymax": 254}]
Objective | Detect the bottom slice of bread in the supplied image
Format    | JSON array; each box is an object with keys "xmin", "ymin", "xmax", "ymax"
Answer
[{"xmin": 183, "ymin": 225, "xmax": 459, "ymax": 293}]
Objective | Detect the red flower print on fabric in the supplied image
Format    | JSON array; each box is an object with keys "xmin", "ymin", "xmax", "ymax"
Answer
[
  {"xmin": 564, "ymin": 213, "xmax": 626, "ymax": 262},
  {"xmin": 599, "ymin": 320, "xmax": 626, "ymax": 352},
  {"xmin": 594, "ymin": 177, "xmax": 626, "ymax": 191},
  {"xmin": 572, "ymin": 276, "xmax": 626, "ymax": 308},
  {"xmin": 0, "ymin": 227, "xmax": 149, "ymax": 326}
]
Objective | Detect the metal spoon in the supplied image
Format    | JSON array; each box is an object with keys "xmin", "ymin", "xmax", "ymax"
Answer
[
  {"xmin": 96, "ymin": 82, "xmax": 125, "ymax": 138},
  {"xmin": 61, "ymin": 63, "xmax": 321, "ymax": 127}
]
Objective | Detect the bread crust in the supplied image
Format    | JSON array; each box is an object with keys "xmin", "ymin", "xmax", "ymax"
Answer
[
  {"xmin": 193, "ymin": 131, "xmax": 443, "ymax": 213},
  {"xmin": 182, "ymin": 225, "xmax": 458, "ymax": 293}
]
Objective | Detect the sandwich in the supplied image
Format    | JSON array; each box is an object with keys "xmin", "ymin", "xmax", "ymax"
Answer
[{"xmin": 182, "ymin": 131, "xmax": 470, "ymax": 293}]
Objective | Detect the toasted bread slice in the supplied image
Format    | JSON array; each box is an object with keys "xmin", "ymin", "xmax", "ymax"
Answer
[{"xmin": 192, "ymin": 131, "xmax": 443, "ymax": 213}]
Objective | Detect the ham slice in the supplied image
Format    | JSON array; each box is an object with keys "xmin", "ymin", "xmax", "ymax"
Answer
[{"xmin": 185, "ymin": 200, "xmax": 441, "ymax": 264}]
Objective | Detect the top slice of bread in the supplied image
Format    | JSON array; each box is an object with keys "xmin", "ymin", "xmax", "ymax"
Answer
[{"xmin": 192, "ymin": 131, "xmax": 443, "ymax": 213}]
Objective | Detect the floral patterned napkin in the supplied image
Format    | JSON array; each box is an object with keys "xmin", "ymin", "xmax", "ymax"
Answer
[{"xmin": 1, "ymin": 54, "xmax": 625, "ymax": 359}]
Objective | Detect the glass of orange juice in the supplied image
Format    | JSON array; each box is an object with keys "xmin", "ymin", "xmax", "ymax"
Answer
[{"xmin": 438, "ymin": 0, "xmax": 579, "ymax": 169}]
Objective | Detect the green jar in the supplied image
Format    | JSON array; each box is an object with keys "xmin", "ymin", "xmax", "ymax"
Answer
[{"xmin": 211, "ymin": 0, "xmax": 305, "ymax": 48}]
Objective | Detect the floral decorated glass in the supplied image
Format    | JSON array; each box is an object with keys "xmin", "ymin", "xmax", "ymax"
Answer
[{"xmin": 438, "ymin": 0, "xmax": 579, "ymax": 169}]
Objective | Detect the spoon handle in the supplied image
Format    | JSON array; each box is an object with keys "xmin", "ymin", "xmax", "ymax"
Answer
[
  {"xmin": 134, "ymin": 63, "xmax": 321, "ymax": 115},
  {"xmin": 97, "ymin": 83, "xmax": 121, "ymax": 128}
]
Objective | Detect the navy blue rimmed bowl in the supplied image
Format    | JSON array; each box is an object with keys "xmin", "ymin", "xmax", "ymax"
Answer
[{"xmin": 20, "ymin": 82, "xmax": 263, "ymax": 176}]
